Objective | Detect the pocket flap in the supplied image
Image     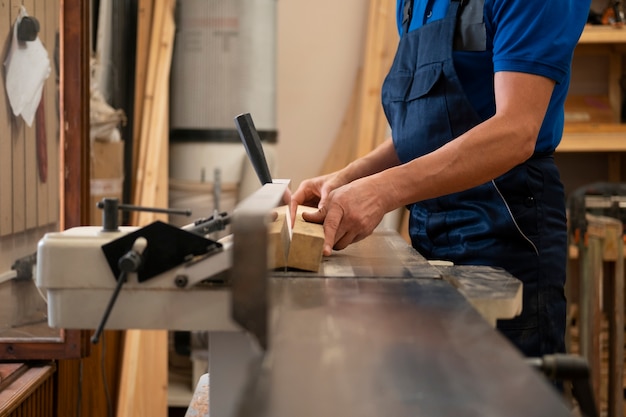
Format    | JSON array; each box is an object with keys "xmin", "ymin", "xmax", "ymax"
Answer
[
  {"xmin": 407, "ymin": 64, "xmax": 443, "ymax": 101},
  {"xmin": 382, "ymin": 73, "xmax": 413, "ymax": 102}
]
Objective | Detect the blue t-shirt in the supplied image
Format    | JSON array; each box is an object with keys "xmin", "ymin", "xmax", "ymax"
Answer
[{"xmin": 395, "ymin": 0, "xmax": 590, "ymax": 152}]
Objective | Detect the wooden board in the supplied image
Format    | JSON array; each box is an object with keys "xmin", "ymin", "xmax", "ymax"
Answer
[
  {"xmin": 268, "ymin": 206, "xmax": 291, "ymax": 269},
  {"xmin": 320, "ymin": 70, "xmax": 361, "ymax": 175},
  {"xmin": 0, "ymin": 0, "xmax": 13, "ymax": 236},
  {"xmin": 118, "ymin": 4, "xmax": 174, "ymax": 417},
  {"xmin": 23, "ymin": 0, "xmax": 37, "ymax": 231},
  {"xmin": 116, "ymin": 330, "xmax": 168, "ymax": 417},
  {"xmin": 287, "ymin": 206, "xmax": 325, "ymax": 272},
  {"xmin": 9, "ymin": 0, "xmax": 26, "ymax": 234},
  {"xmin": 131, "ymin": 0, "xmax": 154, "ymax": 181},
  {"xmin": 319, "ymin": 0, "xmax": 398, "ymax": 174},
  {"xmin": 132, "ymin": 0, "xmax": 174, "ymax": 226}
]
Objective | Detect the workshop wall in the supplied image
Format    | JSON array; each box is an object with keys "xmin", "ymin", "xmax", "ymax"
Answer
[
  {"xmin": 275, "ymin": 0, "xmax": 369, "ymax": 187},
  {"xmin": 0, "ymin": 0, "xmax": 59, "ymax": 272}
]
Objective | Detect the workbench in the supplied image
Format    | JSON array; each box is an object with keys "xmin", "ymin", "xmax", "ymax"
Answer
[{"xmin": 190, "ymin": 230, "xmax": 572, "ymax": 417}]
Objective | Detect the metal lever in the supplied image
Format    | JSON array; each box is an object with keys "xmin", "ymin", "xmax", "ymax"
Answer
[
  {"xmin": 91, "ymin": 237, "xmax": 147, "ymax": 344},
  {"xmin": 234, "ymin": 113, "xmax": 273, "ymax": 185},
  {"xmin": 97, "ymin": 198, "xmax": 192, "ymax": 232}
]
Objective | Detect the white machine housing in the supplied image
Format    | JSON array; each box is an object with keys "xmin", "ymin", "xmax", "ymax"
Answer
[{"xmin": 36, "ymin": 225, "xmax": 239, "ymax": 331}]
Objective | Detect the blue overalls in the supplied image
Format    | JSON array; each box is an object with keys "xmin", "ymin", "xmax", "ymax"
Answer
[{"xmin": 381, "ymin": 0, "xmax": 568, "ymax": 357}]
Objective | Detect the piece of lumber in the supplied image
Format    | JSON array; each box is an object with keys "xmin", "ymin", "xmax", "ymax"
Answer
[
  {"xmin": 320, "ymin": 70, "xmax": 362, "ymax": 175},
  {"xmin": 0, "ymin": 0, "xmax": 13, "ymax": 235},
  {"xmin": 118, "ymin": 3, "xmax": 173, "ymax": 417},
  {"xmin": 131, "ymin": 0, "xmax": 154, "ymax": 180},
  {"xmin": 320, "ymin": 0, "xmax": 398, "ymax": 175},
  {"xmin": 268, "ymin": 205, "xmax": 291, "ymax": 269},
  {"xmin": 44, "ymin": 0, "xmax": 59, "ymax": 225},
  {"xmin": 355, "ymin": 0, "xmax": 398, "ymax": 158},
  {"xmin": 116, "ymin": 329, "xmax": 168, "ymax": 417},
  {"xmin": 287, "ymin": 206, "xmax": 325, "ymax": 272},
  {"xmin": 131, "ymin": 0, "xmax": 175, "ymax": 225}
]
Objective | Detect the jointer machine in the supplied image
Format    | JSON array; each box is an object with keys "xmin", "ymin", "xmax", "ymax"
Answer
[{"xmin": 35, "ymin": 115, "xmax": 582, "ymax": 417}]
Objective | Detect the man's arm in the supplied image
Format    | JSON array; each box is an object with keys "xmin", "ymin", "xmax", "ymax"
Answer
[{"xmin": 314, "ymin": 71, "xmax": 556, "ymax": 254}]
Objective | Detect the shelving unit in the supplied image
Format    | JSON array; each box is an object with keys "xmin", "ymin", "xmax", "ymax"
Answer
[
  {"xmin": 560, "ymin": 24, "xmax": 626, "ymax": 417},
  {"xmin": 556, "ymin": 25, "xmax": 626, "ymax": 193}
]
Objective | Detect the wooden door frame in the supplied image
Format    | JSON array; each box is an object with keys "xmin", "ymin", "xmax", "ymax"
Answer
[{"xmin": 0, "ymin": 0, "xmax": 91, "ymax": 360}]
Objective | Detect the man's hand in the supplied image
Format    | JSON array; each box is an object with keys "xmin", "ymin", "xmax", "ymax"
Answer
[
  {"xmin": 299, "ymin": 177, "xmax": 388, "ymax": 256},
  {"xmin": 289, "ymin": 171, "xmax": 345, "ymax": 227}
]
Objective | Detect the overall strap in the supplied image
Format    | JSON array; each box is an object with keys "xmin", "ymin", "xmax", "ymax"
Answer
[
  {"xmin": 402, "ymin": 0, "xmax": 486, "ymax": 52},
  {"xmin": 402, "ymin": 0, "xmax": 415, "ymax": 34},
  {"xmin": 454, "ymin": 0, "xmax": 486, "ymax": 51}
]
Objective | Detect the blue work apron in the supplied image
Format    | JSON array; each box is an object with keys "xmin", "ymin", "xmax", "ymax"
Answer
[{"xmin": 381, "ymin": 0, "xmax": 567, "ymax": 357}]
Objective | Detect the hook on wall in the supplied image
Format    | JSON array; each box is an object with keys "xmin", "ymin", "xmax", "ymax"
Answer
[{"xmin": 17, "ymin": 15, "xmax": 40, "ymax": 42}]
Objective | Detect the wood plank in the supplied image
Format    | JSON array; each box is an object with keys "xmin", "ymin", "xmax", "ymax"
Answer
[
  {"xmin": 320, "ymin": 0, "xmax": 397, "ymax": 174},
  {"xmin": 9, "ymin": 0, "xmax": 26, "ymax": 234},
  {"xmin": 43, "ymin": 0, "xmax": 59, "ymax": 226},
  {"xmin": 0, "ymin": 0, "xmax": 13, "ymax": 236},
  {"xmin": 287, "ymin": 205, "xmax": 325, "ymax": 272},
  {"xmin": 119, "ymin": 4, "xmax": 172, "ymax": 417},
  {"xmin": 23, "ymin": 0, "xmax": 38, "ymax": 231},
  {"xmin": 268, "ymin": 205, "xmax": 290, "ymax": 269},
  {"xmin": 131, "ymin": 0, "xmax": 168, "ymax": 223},
  {"xmin": 355, "ymin": 0, "xmax": 384, "ymax": 158},
  {"xmin": 0, "ymin": 364, "xmax": 55, "ymax": 416},
  {"xmin": 46, "ymin": 1, "xmax": 62, "ymax": 223},
  {"xmin": 606, "ymin": 240, "xmax": 624, "ymax": 417},
  {"xmin": 372, "ymin": 4, "xmax": 398, "ymax": 150},
  {"xmin": 132, "ymin": 0, "xmax": 166, "ymax": 216},
  {"xmin": 0, "ymin": 363, "xmax": 28, "ymax": 392},
  {"xmin": 34, "ymin": 0, "xmax": 48, "ymax": 227},
  {"xmin": 131, "ymin": 0, "xmax": 154, "ymax": 184},
  {"xmin": 579, "ymin": 232, "xmax": 603, "ymax": 411},
  {"xmin": 116, "ymin": 330, "xmax": 168, "ymax": 417},
  {"xmin": 133, "ymin": 0, "xmax": 175, "ymax": 226},
  {"xmin": 355, "ymin": 0, "xmax": 397, "ymax": 158},
  {"xmin": 320, "ymin": 70, "xmax": 361, "ymax": 175}
]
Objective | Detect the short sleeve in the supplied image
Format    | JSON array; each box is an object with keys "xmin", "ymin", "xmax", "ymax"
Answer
[{"xmin": 488, "ymin": 0, "xmax": 590, "ymax": 84}]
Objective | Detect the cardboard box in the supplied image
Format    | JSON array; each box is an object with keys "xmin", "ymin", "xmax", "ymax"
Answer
[{"xmin": 90, "ymin": 140, "xmax": 124, "ymax": 226}]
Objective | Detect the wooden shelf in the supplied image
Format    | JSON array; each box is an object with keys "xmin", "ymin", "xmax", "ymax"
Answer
[
  {"xmin": 579, "ymin": 25, "xmax": 626, "ymax": 44},
  {"xmin": 558, "ymin": 123, "xmax": 626, "ymax": 152}
]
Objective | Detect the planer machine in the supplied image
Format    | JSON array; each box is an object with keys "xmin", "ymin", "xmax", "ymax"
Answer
[{"xmin": 35, "ymin": 115, "xmax": 580, "ymax": 417}]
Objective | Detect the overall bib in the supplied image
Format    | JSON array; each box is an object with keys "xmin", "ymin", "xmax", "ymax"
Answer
[{"xmin": 381, "ymin": 0, "xmax": 568, "ymax": 357}]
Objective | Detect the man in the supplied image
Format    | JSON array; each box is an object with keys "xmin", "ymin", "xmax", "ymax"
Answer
[{"xmin": 290, "ymin": 0, "xmax": 590, "ymax": 357}]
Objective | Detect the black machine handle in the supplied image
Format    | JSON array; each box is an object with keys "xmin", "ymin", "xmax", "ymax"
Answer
[{"xmin": 235, "ymin": 113, "xmax": 273, "ymax": 185}]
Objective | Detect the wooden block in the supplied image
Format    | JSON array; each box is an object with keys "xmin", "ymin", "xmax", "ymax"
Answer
[
  {"xmin": 287, "ymin": 206, "xmax": 325, "ymax": 272},
  {"xmin": 268, "ymin": 205, "xmax": 290, "ymax": 269}
]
